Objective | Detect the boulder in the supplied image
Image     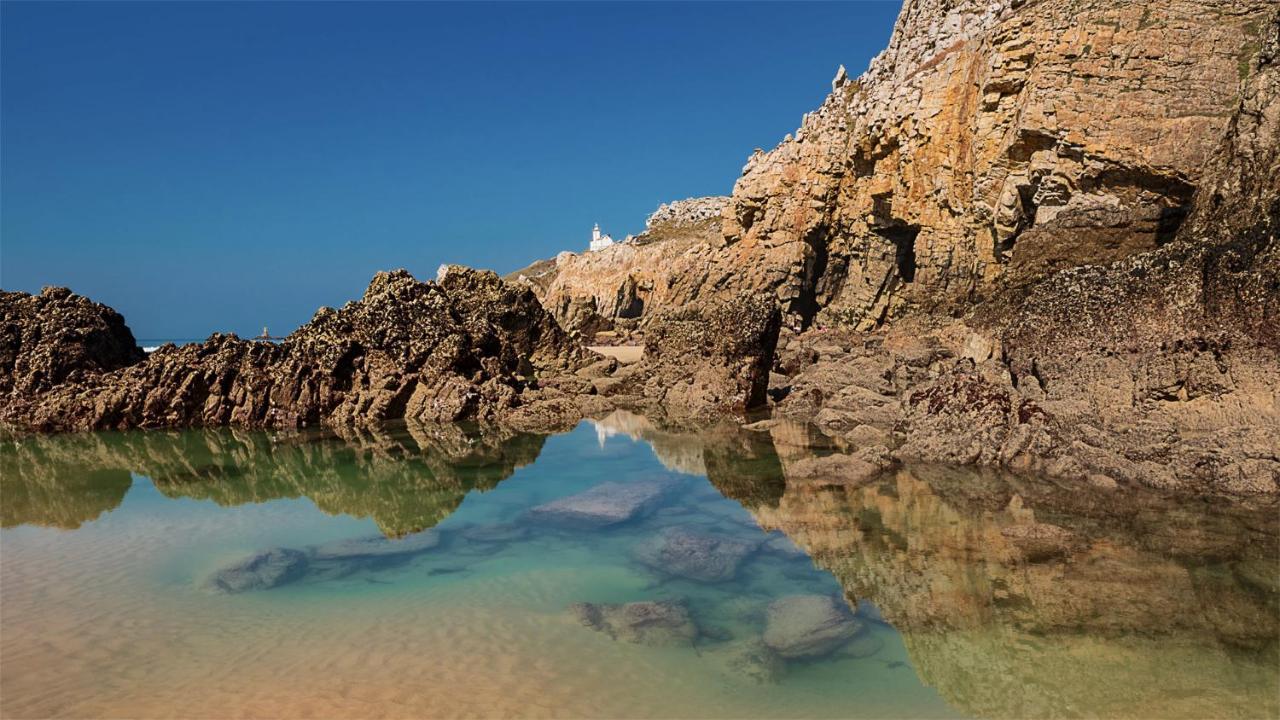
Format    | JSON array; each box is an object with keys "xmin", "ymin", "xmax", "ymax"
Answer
[
  {"xmin": 633, "ymin": 528, "xmax": 758, "ymax": 583},
  {"xmin": 568, "ymin": 600, "xmax": 698, "ymax": 646},
  {"xmin": 527, "ymin": 480, "xmax": 672, "ymax": 529},
  {"xmin": 641, "ymin": 293, "xmax": 782, "ymax": 417},
  {"xmin": 205, "ymin": 548, "xmax": 308, "ymax": 593},
  {"xmin": 763, "ymin": 594, "xmax": 862, "ymax": 659},
  {"xmin": 0, "ymin": 286, "xmax": 143, "ymax": 397}
]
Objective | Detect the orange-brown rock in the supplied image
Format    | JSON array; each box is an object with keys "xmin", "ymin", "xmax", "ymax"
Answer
[{"xmin": 717, "ymin": 0, "xmax": 1274, "ymax": 330}]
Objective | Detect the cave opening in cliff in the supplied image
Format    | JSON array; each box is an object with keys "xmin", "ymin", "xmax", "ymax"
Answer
[{"xmin": 876, "ymin": 225, "xmax": 919, "ymax": 283}]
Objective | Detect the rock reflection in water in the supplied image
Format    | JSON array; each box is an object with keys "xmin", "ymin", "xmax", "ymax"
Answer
[
  {"xmin": 1, "ymin": 423, "xmax": 546, "ymax": 537},
  {"xmin": 1, "ymin": 417, "xmax": 1276, "ymax": 719},
  {"xmin": 723, "ymin": 421, "xmax": 1280, "ymax": 719}
]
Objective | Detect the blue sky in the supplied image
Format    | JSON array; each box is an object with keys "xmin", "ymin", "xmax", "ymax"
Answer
[{"xmin": 2, "ymin": 1, "xmax": 900, "ymax": 339}]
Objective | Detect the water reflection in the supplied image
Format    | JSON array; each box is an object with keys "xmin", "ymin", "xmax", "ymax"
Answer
[
  {"xmin": 730, "ymin": 422, "xmax": 1280, "ymax": 719},
  {"xmin": 1, "ymin": 415, "xmax": 1276, "ymax": 718},
  {"xmin": 2, "ymin": 423, "xmax": 545, "ymax": 536}
]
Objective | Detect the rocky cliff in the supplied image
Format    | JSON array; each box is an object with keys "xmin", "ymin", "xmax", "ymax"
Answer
[
  {"xmin": 513, "ymin": 0, "xmax": 1280, "ymax": 495},
  {"xmin": 719, "ymin": 0, "xmax": 1275, "ymax": 331}
]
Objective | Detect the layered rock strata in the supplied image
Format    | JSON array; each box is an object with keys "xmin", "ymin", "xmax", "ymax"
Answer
[{"xmin": 718, "ymin": 0, "xmax": 1275, "ymax": 331}]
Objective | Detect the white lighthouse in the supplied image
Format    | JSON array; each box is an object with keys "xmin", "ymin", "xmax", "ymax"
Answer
[{"xmin": 589, "ymin": 223, "xmax": 615, "ymax": 252}]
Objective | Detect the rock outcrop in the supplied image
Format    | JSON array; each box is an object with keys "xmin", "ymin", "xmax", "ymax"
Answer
[
  {"xmin": 1, "ymin": 286, "xmax": 143, "ymax": 397},
  {"xmin": 506, "ymin": 198, "xmax": 729, "ymax": 339},
  {"xmin": 492, "ymin": 0, "xmax": 1279, "ymax": 494},
  {"xmin": 761, "ymin": 7, "xmax": 1280, "ymax": 495},
  {"xmin": 637, "ymin": 293, "xmax": 782, "ymax": 420},
  {"xmin": 716, "ymin": 0, "xmax": 1275, "ymax": 331},
  {"xmin": 1, "ymin": 268, "xmax": 590, "ymax": 432}
]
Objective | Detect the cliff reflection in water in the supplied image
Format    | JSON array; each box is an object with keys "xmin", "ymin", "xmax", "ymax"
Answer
[
  {"xmin": 2, "ymin": 415, "xmax": 1277, "ymax": 718},
  {"xmin": 1, "ymin": 423, "xmax": 546, "ymax": 536},
  {"xmin": 599, "ymin": 412, "xmax": 1280, "ymax": 719}
]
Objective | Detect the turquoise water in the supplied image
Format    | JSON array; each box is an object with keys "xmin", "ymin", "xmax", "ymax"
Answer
[{"xmin": 2, "ymin": 419, "xmax": 1277, "ymax": 718}]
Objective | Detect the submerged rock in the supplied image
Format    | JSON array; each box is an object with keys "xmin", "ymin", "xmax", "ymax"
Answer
[
  {"xmin": 763, "ymin": 594, "xmax": 862, "ymax": 659},
  {"xmin": 717, "ymin": 638, "xmax": 786, "ymax": 685},
  {"xmin": 310, "ymin": 530, "xmax": 441, "ymax": 561},
  {"xmin": 633, "ymin": 528, "xmax": 759, "ymax": 583},
  {"xmin": 205, "ymin": 548, "xmax": 308, "ymax": 594},
  {"xmin": 841, "ymin": 633, "xmax": 885, "ymax": 659},
  {"xmin": 568, "ymin": 600, "xmax": 698, "ymax": 646},
  {"xmin": 527, "ymin": 480, "xmax": 673, "ymax": 529}
]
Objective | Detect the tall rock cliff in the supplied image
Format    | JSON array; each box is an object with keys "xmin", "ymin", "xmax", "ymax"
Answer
[{"xmin": 715, "ymin": 0, "xmax": 1274, "ymax": 330}]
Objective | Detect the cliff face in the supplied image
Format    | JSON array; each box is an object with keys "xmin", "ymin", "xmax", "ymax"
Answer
[
  {"xmin": 722, "ymin": 1, "xmax": 1278, "ymax": 495},
  {"xmin": 719, "ymin": 0, "xmax": 1274, "ymax": 330}
]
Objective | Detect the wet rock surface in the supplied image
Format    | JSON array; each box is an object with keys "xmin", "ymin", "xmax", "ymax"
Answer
[
  {"xmin": 204, "ymin": 528, "xmax": 446, "ymax": 592},
  {"xmin": 527, "ymin": 479, "xmax": 673, "ymax": 529},
  {"xmin": 633, "ymin": 528, "xmax": 759, "ymax": 583},
  {"xmin": 763, "ymin": 595, "xmax": 862, "ymax": 659},
  {"xmin": 639, "ymin": 293, "xmax": 782, "ymax": 418},
  {"xmin": 568, "ymin": 600, "xmax": 699, "ymax": 646}
]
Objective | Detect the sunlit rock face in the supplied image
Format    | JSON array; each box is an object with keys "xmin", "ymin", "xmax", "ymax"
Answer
[
  {"xmin": 731, "ymin": 455, "xmax": 1279, "ymax": 719},
  {"xmin": 507, "ymin": 198, "xmax": 728, "ymax": 339},
  {"xmin": 0, "ymin": 423, "xmax": 546, "ymax": 537},
  {"xmin": 717, "ymin": 0, "xmax": 1275, "ymax": 331}
]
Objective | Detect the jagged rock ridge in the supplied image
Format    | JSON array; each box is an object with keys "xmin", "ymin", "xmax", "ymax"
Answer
[{"xmin": 1, "ymin": 268, "xmax": 590, "ymax": 432}]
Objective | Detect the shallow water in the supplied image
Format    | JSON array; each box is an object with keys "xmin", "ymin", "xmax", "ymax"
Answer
[{"xmin": 2, "ymin": 417, "xmax": 1277, "ymax": 719}]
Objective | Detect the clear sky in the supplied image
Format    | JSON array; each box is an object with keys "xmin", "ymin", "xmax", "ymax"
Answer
[{"xmin": 2, "ymin": 1, "xmax": 900, "ymax": 339}]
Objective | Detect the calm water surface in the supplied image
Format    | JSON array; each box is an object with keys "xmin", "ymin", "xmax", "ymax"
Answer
[{"xmin": 2, "ymin": 415, "xmax": 1277, "ymax": 719}]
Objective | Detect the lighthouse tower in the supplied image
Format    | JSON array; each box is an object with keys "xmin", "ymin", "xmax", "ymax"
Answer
[{"xmin": 589, "ymin": 223, "xmax": 615, "ymax": 252}]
